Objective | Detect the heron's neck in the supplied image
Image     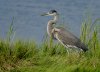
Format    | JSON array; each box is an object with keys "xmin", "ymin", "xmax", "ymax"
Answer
[
  {"xmin": 53, "ymin": 15, "xmax": 58, "ymax": 22},
  {"xmin": 47, "ymin": 15, "xmax": 58, "ymax": 37}
]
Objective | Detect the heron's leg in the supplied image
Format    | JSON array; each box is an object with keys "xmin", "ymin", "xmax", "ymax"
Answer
[
  {"xmin": 66, "ymin": 47, "xmax": 77, "ymax": 56},
  {"xmin": 67, "ymin": 48, "xmax": 75, "ymax": 56},
  {"xmin": 67, "ymin": 49, "xmax": 69, "ymax": 56},
  {"xmin": 78, "ymin": 49, "xmax": 84, "ymax": 57},
  {"xmin": 65, "ymin": 47, "xmax": 71, "ymax": 56}
]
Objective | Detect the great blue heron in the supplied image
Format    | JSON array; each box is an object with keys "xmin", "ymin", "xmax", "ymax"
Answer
[{"xmin": 42, "ymin": 10, "xmax": 88, "ymax": 52}]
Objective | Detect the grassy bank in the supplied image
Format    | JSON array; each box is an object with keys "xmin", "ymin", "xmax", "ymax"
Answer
[{"xmin": 0, "ymin": 18, "xmax": 100, "ymax": 72}]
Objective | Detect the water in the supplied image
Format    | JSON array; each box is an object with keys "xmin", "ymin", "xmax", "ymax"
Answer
[{"xmin": 0, "ymin": 0, "xmax": 100, "ymax": 43}]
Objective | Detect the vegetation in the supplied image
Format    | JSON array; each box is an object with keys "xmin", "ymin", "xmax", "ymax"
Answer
[{"xmin": 0, "ymin": 17, "xmax": 100, "ymax": 72}]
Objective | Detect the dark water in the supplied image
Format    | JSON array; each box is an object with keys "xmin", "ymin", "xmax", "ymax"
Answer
[{"xmin": 0, "ymin": 0, "xmax": 100, "ymax": 43}]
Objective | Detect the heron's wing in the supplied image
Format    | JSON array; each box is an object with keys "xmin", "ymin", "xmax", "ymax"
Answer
[
  {"xmin": 55, "ymin": 27, "xmax": 88, "ymax": 51},
  {"xmin": 55, "ymin": 27, "xmax": 80, "ymax": 46}
]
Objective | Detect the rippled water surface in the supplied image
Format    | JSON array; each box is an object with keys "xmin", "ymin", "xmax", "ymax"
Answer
[{"xmin": 0, "ymin": 0, "xmax": 100, "ymax": 43}]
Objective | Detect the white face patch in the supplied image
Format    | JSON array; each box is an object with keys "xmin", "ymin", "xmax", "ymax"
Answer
[{"xmin": 47, "ymin": 13, "xmax": 56, "ymax": 16}]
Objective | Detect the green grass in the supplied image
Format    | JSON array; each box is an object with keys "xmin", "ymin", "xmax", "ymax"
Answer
[{"xmin": 0, "ymin": 17, "xmax": 100, "ymax": 72}]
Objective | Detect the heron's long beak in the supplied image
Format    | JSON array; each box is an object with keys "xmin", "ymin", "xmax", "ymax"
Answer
[{"xmin": 41, "ymin": 13, "xmax": 49, "ymax": 16}]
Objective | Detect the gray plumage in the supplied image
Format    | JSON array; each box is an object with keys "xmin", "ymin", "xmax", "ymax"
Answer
[{"xmin": 52, "ymin": 27, "xmax": 88, "ymax": 52}]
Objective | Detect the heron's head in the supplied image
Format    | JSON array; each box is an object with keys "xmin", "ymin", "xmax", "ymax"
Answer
[{"xmin": 41, "ymin": 10, "xmax": 58, "ymax": 16}]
